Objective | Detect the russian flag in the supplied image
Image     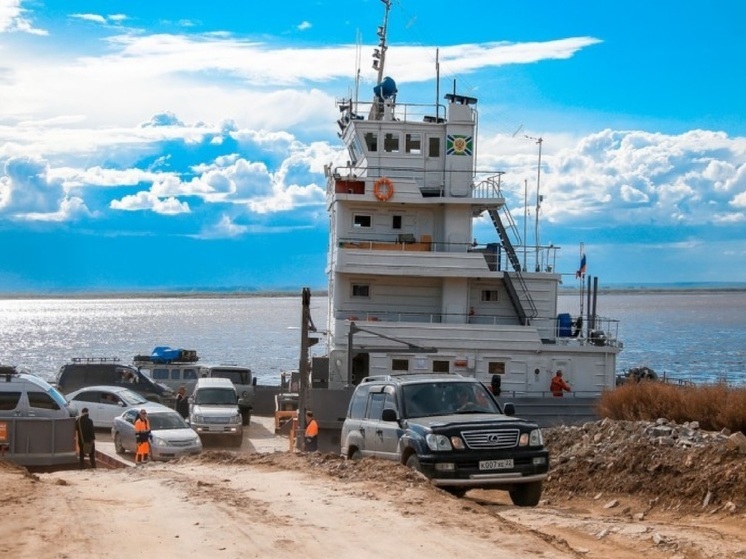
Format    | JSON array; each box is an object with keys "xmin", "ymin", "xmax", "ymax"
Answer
[{"xmin": 576, "ymin": 253, "xmax": 587, "ymax": 279}]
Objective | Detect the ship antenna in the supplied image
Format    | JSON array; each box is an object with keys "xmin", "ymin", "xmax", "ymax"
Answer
[{"xmin": 373, "ymin": 0, "xmax": 392, "ymax": 87}]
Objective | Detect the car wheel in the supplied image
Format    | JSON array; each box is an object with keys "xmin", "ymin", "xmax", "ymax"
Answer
[
  {"xmin": 350, "ymin": 449, "xmax": 363, "ymax": 461},
  {"xmin": 509, "ymin": 481, "xmax": 543, "ymax": 507},
  {"xmin": 233, "ymin": 435, "xmax": 243, "ymax": 448},
  {"xmin": 113, "ymin": 432, "xmax": 125, "ymax": 455},
  {"xmin": 444, "ymin": 487, "xmax": 467, "ymax": 498},
  {"xmin": 405, "ymin": 454, "xmax": 422, "ymax": 472}
]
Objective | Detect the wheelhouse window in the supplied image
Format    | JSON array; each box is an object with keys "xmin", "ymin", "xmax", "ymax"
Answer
[
  {"xmin": 353, "ymin": 214, "xmax": 372, "ymax": 228},
  {"xmin": 364, "ymin": 132, "xmax": 378, "ymax": 152},
  {"xmin": 383, "ymin": 133, "xmax": 400, "ymax": 153},
  {"xmin": 481, "ymin": 289, "xmax": 500, "ymax": 302},
  {"xmin": 433, "ymin": 360, "xmax": 450, "ymax": 373},
  {"xmin": 392, "ymin": 359, "xmax": 409, "ymax": 371},
  {"xmin": 352, "ymin": 284, "xmax": 370, "ymax": 298},
  {"xmin": 489, "ymin": 362, "xmax": 506, "ymax": 375},
  {"xmin": 405, "ymin": 133, "xmax": 422, "ymax": 154},
  {"xmin": 428, "ymin": 137, "xmax": 441, "ymax": 157}
]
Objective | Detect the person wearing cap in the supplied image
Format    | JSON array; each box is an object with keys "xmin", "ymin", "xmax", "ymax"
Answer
[
  {"xmin": 75, "ymin": 407, "xmax": 96, "ymax": 469},
  {"xmin": 550, "ymin": 370, "xmax": 572, "ymax": 397},
  {"xmin": 304, "ymin": 410, "xmax": 319, "ymax": 452},
  {"xmin": 134, "ymin": 409, "xmax": 152, "ymax": 464}
]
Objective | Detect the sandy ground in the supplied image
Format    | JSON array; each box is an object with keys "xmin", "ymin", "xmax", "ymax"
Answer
[{"xmin": 1, "ymin": 416, "xmax": 745, "ymax": 559}]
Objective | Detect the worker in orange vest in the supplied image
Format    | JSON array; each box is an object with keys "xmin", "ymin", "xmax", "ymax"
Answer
[
  {"xmin": 304, "ymin": 410, "xmax": 319, "ymax": 452},
  {"xmin": 134, "ymin": 409, "xmax": 152, "ymax": 464},
  {"xmin": 550, "ymin": 370, "xmax": 572, "ymax": 397}
]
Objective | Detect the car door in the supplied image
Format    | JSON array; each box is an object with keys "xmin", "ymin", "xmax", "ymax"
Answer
[
  {"xmin": 364, "ymin": 385, "xmax": 401, "ymax": 461},
  {"xmin": 69, "ymin": 389, "xmax": 109, "ymax": 427},
  {"xmin": 117, "ymin": 408, "xmax": 139, "ymax": 451}
]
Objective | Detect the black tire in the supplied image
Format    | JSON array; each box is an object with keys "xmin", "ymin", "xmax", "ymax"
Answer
[
  {"xmin": 233, "ymin": 435, "xmax": 243, "ymax": 448},
  {"xmin": 113, "ymin": 432, "xmax": 125, "ymax": 455},
  {"xmin": 509, "ymin": 482, "xmax": 543, "ymax": 507},
  {"xmin": 405, "ymin": 454, "xmax": 422, "ymax": 472},
  {"xmin": 444, "ymin": 487, "xmax": 468, "ymax": 498},
  {"xmin": 350, "ymin": 449, "xmax": 363, "ymax": 461}
]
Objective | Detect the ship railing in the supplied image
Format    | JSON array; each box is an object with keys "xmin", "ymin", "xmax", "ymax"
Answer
[
  {"xmin": 335, "ymin": 310, "xmax": 562, "ymax": 327},
  {"xmin": 338, "ymin": 98, "xmax": 447, "ymax": 125}
]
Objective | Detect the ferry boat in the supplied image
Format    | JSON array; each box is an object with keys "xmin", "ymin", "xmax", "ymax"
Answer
[{"xmin": 307, "ymin": 1, "xmax": 622, "ymax": 444}]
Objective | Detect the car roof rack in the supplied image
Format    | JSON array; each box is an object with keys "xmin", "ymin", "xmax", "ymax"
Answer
[{"xmin": 71, "ymin": 357, "xmax": 121, "ymax": 364}]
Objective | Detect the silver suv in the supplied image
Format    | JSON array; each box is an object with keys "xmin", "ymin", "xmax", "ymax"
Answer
[
  {"xmin": 340, "ymin": 373, "xmax": 549, "ymax": 506},
  {"xmin": 189, "ymin": 377, "xmax": 243, "ymax": 447}
]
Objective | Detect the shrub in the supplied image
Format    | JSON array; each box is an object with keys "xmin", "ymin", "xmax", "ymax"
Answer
[{"xmin": 597, "ymin": 381, "xmax": 746, "ymax": 433}]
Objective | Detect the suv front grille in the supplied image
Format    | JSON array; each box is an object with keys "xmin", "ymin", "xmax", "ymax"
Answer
[{"xmin": 461, "ymin": 428, "xmax": 520, "ymax": 449}]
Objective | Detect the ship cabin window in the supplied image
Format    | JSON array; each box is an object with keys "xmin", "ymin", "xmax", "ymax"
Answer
[
  {"xmin": 481, "ymin": 289, "xmax": 500, "ymax": 302},
  {"xmin": 351, "ymin": 284, "xmax": 370, "ymax": 298},
  {"xmin": 428, "ymin": 136, "xmax": 441, "ymax": 158},
  {"xmin": 489, "ymin": 362, "xmax": 506, "ymax": 375},
  {"xmin": 392, "ymin": 215, "xmax": 402, "ymax": 229},
  {"xmin": 406, "ymin": 133, "xmax": 422, "ymax": 155},
  {"xmin": 353, "ymin": 214, "xmax": 372, "ymax": 228},
  {"xmin": 349, "ymin": 135, "xmax": 364, "ymax": 163},
  {"xmin": 383, "ymin": 132, "xmax": 400, "ymax": 153},
  {"xmin": 392, "ymin": 359, "xmax": 409, "ymax": 371},
  {"xmin": 364, "ymin": 132, "xmax": 378, "ymax": 152},
  {"xmin": 433, "ymin": 360, "xmax": 450, "ymax": 373}
]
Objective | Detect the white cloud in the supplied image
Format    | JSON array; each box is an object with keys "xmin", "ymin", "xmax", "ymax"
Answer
[
  {"xmin": 297, "ymin": 21, "xmax": 311, "ymax": 31},
  {"xmin": 0, "ymin": 0, "xmax": 46, "ymax": 35},
  {"xmin": 110, "ymin": 191, "xmax": 191, "ymax": 215},
  {"xmin": 198, "ymin": 214, "xmax": 248, "ymax": 238}
]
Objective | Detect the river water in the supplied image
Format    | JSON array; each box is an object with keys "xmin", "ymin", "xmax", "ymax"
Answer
[{"xmin": 1, "ymin": 291, "xmax": 744, "ymax": 386}]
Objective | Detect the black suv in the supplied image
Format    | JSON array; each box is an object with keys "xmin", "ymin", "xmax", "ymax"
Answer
[
  {"xmin": 56, "ymin": 357, "xmax": 175, "ymax": 404},
  {"xmin": 340, "ymin": 373, "xmax": 549, "ymax": 506}
]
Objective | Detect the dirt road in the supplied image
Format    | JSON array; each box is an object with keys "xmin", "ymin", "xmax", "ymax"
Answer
[{"xmin": 1, "ymin": 416, "xmax": 745, "ymax": 559}]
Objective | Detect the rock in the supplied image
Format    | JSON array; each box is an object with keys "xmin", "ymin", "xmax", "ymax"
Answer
[
  {"xmin": 633, "ymin": 512, "xmax": 645, "ymax": 521},
  {"xmin": 703, "ymin": 491, "xmax": 712, "ymax": 507},
  {"xmin": 603, "ymin": 499, "xmax": 618, "ymax": 509},
  {"xmin": 726, "ymin": 431, "xmax": 746, "ymax": 454}
]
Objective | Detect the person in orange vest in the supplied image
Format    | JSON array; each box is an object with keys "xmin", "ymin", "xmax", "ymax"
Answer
[
  {"xmin": 550, "ymin": 370, "xmax": 572, "ymax": 397},
  {"xmin": 134, "ymin": 409, "xmax": 152, "ymax": 464},
  {"xmin": 304, "ymin": 410, "xmax": 319, "ymax": 452}
]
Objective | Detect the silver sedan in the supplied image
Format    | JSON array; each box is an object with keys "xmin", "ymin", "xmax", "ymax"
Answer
[
  {"xmin": 65, "ymin": 385, "xmax": 151, "ymax": 428},
  {"xmin": 112, "ymin": 406, "xmax": 203, "ymax": 460}
]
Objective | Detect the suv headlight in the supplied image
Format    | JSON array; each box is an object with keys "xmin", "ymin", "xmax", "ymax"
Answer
[
  {"xmin": 426, "ymin": 433, "xmax": 452, "ymax": 451},
  {"xmin": 229, "ymin": 413, "xmax": 241, "ymax": 424},
  {"xmin": 192, "ymin": 414, "xmax": 204, "ymax": 423},
  {"xmin": 519, "ymin": 429, "xmax": 544, "ymax": 447}
]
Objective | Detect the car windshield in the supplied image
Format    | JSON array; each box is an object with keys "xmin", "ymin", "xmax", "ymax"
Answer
[
  {"xmin": 118, "ymin": 388, "xmax": 148, "ymax": 406},
  {"xmin": 401, "ymin": 381, "xmax": 501, "ymax": 418},
  {"xmin": 195, "ymin": 388, "xmax": 236, "ymax": 405},
  {"xmin": 149, "ymin": 413, "xmax": 189, "ymax": 430},
  {"xmin": 210, "ymin": 369, "xmax": 249, "ymax": 384}
]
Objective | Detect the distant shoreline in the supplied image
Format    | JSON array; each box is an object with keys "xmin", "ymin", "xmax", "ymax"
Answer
[{"xmin": 1, "ymin": 285, "xmax": 746, "ymax": 300}]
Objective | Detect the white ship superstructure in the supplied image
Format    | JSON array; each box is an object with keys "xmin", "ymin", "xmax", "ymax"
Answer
[{"xmin": 318, "ymin": 0, "xmax": 621, "ymax": 400}]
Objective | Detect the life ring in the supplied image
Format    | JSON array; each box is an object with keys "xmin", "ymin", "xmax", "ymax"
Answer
[{"xmin": 373, "ymin": 177, "xmax": 394, "ymax": 201}]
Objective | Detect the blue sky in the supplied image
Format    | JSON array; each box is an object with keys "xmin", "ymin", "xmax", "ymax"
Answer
[{"xmin": 1, "ymin": 0, "xmax": 745, "ymax": 293}]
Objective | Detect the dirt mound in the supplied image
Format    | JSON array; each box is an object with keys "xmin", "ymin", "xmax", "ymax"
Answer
[{"xmin": 543, "ymin": 418, "xmax": 746, "ymax": 513}]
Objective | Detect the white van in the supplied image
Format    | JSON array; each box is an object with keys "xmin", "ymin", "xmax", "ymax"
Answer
[
  {"xmin": 189, "ymin": 377, "xmax": 243, "ymax": 447},
  {"xmin": 1, "ymin": 366, "xmax": 77, "ymax": 420}
]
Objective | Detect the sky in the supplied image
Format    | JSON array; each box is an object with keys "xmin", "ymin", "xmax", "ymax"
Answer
[{"xmin": 1, "ymin": 0, "xmax": 745, "ymax": 294}]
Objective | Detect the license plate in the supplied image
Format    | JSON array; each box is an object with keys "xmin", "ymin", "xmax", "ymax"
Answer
[{"xmin": 479, "ymin": 458, "xmax": 514, "ymax": 470}]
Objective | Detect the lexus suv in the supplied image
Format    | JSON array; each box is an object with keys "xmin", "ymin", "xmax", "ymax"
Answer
[{"xmin": 340, "ymin": 373, "xmax": 549, "ymax": 506}]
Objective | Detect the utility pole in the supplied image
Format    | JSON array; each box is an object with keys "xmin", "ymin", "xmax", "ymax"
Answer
[
  {"xmin": 525, "ymin": 135, "xmax": 543, "ymax": 271},
  {"xmin": 296, "ymin": 287, "xmax": 317, "ymax": 450}
]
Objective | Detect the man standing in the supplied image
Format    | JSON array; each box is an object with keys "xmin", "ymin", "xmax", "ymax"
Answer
[
  {"xmin": 75, "ymin": 408, "xmax": 96, "ymax": 469},
  {"xmin": 304, "ymin": 410, "xmax": 319, "ymax": 452},
  {"xmin": 550, "ymin": 370, "xmax": 572, "ymax": 397},
  {"xmin": 134, "ymin": 409, "xmax": 152, "ymax": 464},
  {"xmin": 175, "ymin": 386, "xmax": 189, "ymax": 419}
]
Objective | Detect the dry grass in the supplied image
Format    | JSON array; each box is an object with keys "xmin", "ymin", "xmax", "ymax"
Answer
[{"xmin": 597, "ymin": 381, "xmax": 746, "ymax": 433}]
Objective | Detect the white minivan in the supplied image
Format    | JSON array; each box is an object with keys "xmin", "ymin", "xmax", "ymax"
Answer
[
  {"xmin": 189, "ymin": 377, "xmax": 243, "ymax": 447},
  {"xmin": 1, "ymin": 366, "xmax": 77, "ymax": 420}
]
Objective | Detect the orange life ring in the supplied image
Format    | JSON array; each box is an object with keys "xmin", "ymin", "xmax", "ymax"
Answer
[{"xmin": 373, "ymin": 177, "xmax": 394, "ymax": 201}]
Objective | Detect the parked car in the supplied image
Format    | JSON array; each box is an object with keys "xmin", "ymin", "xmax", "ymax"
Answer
[
  {"xmin": 340, "ymin": 373, "xmax": 549, "ymax": 506},
  {"xmin": 56, "ymin": 357, "xmax": 175, "ymax": 404},
  {"xmin": 189, "ymin": 377, "xmax": 243, "ymax": 447},
  {"xmin": 207, "ymin": 365, "xmax": 256, "ymax": 426},
  {"xmin": 0, "ymin": 365, "xmax": 77, "ymax": 420},
  {"xmin": 111, "ymin": 405, "xmax": 203, "ymax": 460},
  {"xmin": 65, "ymin": 385, "xmax": 151, "ymax": 428}
]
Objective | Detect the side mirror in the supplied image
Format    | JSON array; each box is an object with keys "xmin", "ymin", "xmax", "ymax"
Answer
[
  {"xmin": 381, "ymin": 408, "xmax": 398, "ymax": 422},
  {"xmin": 118, "ymin": 401, "xmax": 125, "ymax": 407},
  {"xmin": 252, "ymin": 377, "xmax": 257, "ymax": 386},
  {"xmin": 503, "ymin": 402, "xmax": 515, "ymax": 416}
]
